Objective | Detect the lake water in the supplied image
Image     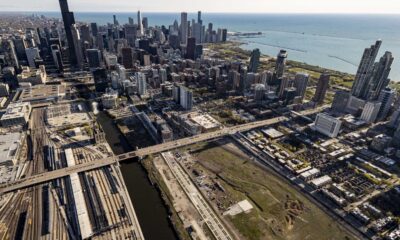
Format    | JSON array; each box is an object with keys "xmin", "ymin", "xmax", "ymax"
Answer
[{"xmin": 34, "ymin": 12, "xmax": 400, "ymax": 80}]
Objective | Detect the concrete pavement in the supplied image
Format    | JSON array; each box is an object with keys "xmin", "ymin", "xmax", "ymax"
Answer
[
  {"xmin": 0, "ymin": 116, "xmax": 288, "ymax": 194},
  {"xmin": 0, "ymin": 106, "xmax": 328, "ymax": 194}
]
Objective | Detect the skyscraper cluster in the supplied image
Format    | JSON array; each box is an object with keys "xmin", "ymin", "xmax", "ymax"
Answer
[
  {"xmin": 55, "ymin": 7, "xmax": 228, "ymax": 71},
  {"xmin": 236, "ymin": 48, "xmax": 319, "ymax": 105},
  {"xmin": 351, "ymin": 40, "xmax": 394, "ymax": 101},
  {"xmin": 170, "ymin": 11, "xmax": 227, "ymax": 48},
  {"xmin": 2, "ymin": 4, "xmax": 400, "ymax": 240},
  {"xmin": 331, "ymin": 40, "xmax": 396, "ymax": 125},
  {"xmin": 59, "ymin": 0, "xmax": 83, "ymax": 68}
]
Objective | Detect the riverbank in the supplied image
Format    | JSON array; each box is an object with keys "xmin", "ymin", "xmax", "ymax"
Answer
[
  {"xmin": 95, "ymin": 111, "xmax": 178, "ymax": 240},
  {"xmin": 109, "ymin": 112, "xmax": 194, "ymax": 239},
  {"xmin": 142, "ymin": 156, "xmax": 194, "ymax": 240}
]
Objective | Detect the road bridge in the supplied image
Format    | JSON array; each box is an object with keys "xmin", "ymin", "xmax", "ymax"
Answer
[
  {"xmin": 0, "ymin": 106, "xmax": 327, "ymax": 194},
  {"xmin": 0, "ymin": 116, "xmax": 287, "ymax": 194}
]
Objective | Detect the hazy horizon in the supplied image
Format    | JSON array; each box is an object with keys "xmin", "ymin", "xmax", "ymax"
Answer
[
  {"xmin": 0, "ymin": 0, "xmax": 399, "ymax": 14},
  {"xmin": 2, "ymin": 11, "xmax": 400, "ymax": 15}
]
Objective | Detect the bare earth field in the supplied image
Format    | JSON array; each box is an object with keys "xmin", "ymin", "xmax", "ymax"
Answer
[{"xmin": 187, "ymin": 140, "xmax": 355, "ymax": 240}]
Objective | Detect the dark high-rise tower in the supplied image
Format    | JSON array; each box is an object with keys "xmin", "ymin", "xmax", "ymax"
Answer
[
  {"xmin": 366, "ymin": 51, "xmax": 394, "ymax": 101},
  {"xmin": 86, "ymin": 49, "xmax": 102, "ymax": 68},
  {"xmin": 198, "ymin": 11, "xmax": 202, "ymax": 24},
  {"xmin": 113, "ymin": 15, "xmax": 119, "ymax": 26},
  {"xmin": 90, "ymin": 23, "xmax": 98, "ymax": 38},
  {"xmin": 377, "ymin": 87, "xmax": 395, "ymax": 121},
  {"xmin": 121, "ymin": 47, "xmax": 134, "ymax": 69},
  {"xmin": 186, "ymin": 37, "xmax": 196, "ymax": 60},
  {"xmin": 275, "ymin": 50, "xmax": 288, "ymax": 79},
  {"xmin": 313, "ymin": 73, "xmax": 330, "ymax": 105},
  {"xmin": 59, "ymin": 0, "xmax": 78, "ymax": 65},
  {"xmin": 248, "ymin": 48, "xmax": 260, "ymax": 73},
  {"xmin": 351, "ymin": 40, "xmax": 382, "ymax": 99},
  {"xmin": 294, "ymin": 72, "xmax": 309, "ymax": 101}
]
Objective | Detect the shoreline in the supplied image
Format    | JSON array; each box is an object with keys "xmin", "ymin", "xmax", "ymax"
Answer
[
  {"xmin": 229, "ymin": 37, "xmax": 399, "ymax": 83},
  {"xmin": 207, "ymin": 40, "xmax": 400, "ymax": 93}
]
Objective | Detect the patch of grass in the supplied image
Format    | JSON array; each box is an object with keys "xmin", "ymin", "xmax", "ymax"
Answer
[
  {"xmin": 390, "ymin": 81, "xmax": 400, "ymax": 94},
  {"xmin": 305, "ymin": 88, "xmax": 315, "ymax": 101},
  {"xmin": 248, "ymin": 190, "xmax": 280, "ymax": 212},
  {"xmin": 229, "ymin": 211, "xmax": 266, "ymax": 240},
  {"xmin": 192, "ymin": 141, "xmax": 357, "ymax": 240},
  {"xmin": 287, "ymin": 67, "xmax": 321, "ymax": 80}
]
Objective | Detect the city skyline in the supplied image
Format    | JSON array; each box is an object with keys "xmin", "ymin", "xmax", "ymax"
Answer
[
  {"xmin": 0, "ymin": 0, "xmax": 400, "ymax": 14},
  {"xmin": 1, "ymin": 0, "xmax": 400, "ymax": 239}
]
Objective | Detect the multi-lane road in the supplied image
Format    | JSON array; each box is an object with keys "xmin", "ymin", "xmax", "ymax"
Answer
[
  {"xmin": 0, "ymin": 116, "xmax": 288, "ymax": 194},
  {"xmin": 0, "ymin": 106, "xmax": 326, "ymax": 195}
]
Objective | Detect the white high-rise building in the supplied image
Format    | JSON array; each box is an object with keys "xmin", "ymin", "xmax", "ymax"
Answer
[
  {"xmin": 160, "ymin": 68, "xmax": 168, "ymax": 83},
  {"xmin": 137, "ymin": 11, "xmax": 144, "ymax": 36},
  {"xmin": 101, "ymin": 88, "xmax": 119, "ymax": 109},
  {"xmin": 360, "ymin": 101, "xmax": 381, "ymax": 123},
  {"xmin": 136, "ymin": 72, "xmax": 147, "ymax": 96},
  {"xmin": 116, "ymin": 64, "xmax": 126, "ymax": 80},
  {"xmin": 180, "ymin": 12, "xmax": 188, "ymax": 45},
  {"xmin": 104, "ymin": 52, "xmax": 118, "ymax": 68},
  {"xmin": 346, "ymin": 96, "xmax": 366, "ymax": 114},
  {"xmin": 312, "ymin": 113, "xmax": 342, "ymax": 138},
  {"xmin": 111, "ymin": 71, "xmax": 120, "ymax": 89},
  {"xmin": 179, "ymin": 86, "xmax": 193, "ymax": 110}
]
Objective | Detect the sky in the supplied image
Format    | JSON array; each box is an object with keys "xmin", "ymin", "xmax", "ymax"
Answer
[{"xmin": 0, "ymin": 0, "xmax": 399, "ymax": 13}]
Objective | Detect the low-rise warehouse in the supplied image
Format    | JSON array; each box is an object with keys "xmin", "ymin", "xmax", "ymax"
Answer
[
  {"xmin": 310, "ymin": 175, "xmax": 332, "ymax": 188},
  {"xmin": 0, "ymin": 102, "xmax": 31, "ymax": 127},
  {"xmin": 0, "ymin": 132, "xmax": 23, "ymax": 166}
]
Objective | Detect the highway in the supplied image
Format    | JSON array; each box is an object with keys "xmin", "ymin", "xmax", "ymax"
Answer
[
  {"xmin": 0, "ymin": 116, "xmax": 287, "ymax": 194},
  {"xmin": 0, "ymin": 106, "xmax": 326, "ymax": 195}
]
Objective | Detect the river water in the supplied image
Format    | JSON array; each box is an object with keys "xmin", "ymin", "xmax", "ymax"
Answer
[{"xmin": 96, "ymin": 112, "xmax": 177, "ymax": 240}]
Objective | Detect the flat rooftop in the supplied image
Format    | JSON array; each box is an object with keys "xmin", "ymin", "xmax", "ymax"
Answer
[
  {"xmin": 190, "ymin": 114, "xmax": 220, "ymax": 130},
  {"xmin": 1, "ymin": 102, "xmax": 30, "ymax": 120},
  {"xmin": 0, "ymin": 132, "xmax": 22, "ymax": 166},
  {"xmin": 262, "ymin": 128, "xmax": 284, "ymax": 139},
  {"xmin": 18, "ymin": 84, "xmax": 66, "ymax": 102}
]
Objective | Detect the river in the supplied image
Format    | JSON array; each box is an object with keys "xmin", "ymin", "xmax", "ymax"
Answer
[{"xmin": 96, "ymin": 111, "xmax": 177, "ymax": 240}]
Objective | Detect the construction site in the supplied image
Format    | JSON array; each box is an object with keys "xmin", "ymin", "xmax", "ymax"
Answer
[{"xmin": 143, "ymin": 137, "xmax": 355, "ymax": 240}]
